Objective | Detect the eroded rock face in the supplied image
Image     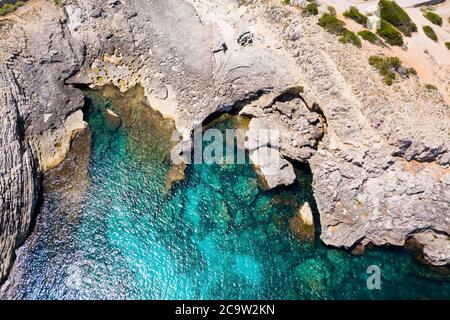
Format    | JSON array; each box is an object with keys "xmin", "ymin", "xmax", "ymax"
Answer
[
  {"xmin": 412, "ymin": 230, "xmax": 450, "ymax": 267},
  {"xmin": 0, "ymin": 66, "xmax": 38, "ymax": 284},
  {"xmin": 0, "ymin": 1, "xmax": 84, "ymax": 283},
  {"xmin": 0, "ymin": 0, "xmax": 448, "ymax": 285},
  {"xmin": 259, "ymin": 2, "xmax": 449, "ymax": 263},
  {"xmin": 243, "ymin": 91, "xmax": 325, "ymax": 188}
]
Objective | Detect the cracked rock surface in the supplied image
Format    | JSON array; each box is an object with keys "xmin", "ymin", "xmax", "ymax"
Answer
[{"xmin": 0, "ymin": 0, "xmax": 449, "ymax": 284}]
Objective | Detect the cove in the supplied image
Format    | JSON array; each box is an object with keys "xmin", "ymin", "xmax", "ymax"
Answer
[{"xmin": 1, "ymin": 86, "xmax": 449, "ymax": 300}]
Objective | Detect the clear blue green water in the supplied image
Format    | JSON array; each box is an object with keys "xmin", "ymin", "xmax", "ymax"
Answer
[{"xmin": 3, "ymin": 87, "xmax": 449, "ymax": 300}]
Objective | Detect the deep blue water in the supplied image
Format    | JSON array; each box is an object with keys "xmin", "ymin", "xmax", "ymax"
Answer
[{"xmin": 3, "ymin": 87, "xmax": 449, "ymax": 300}]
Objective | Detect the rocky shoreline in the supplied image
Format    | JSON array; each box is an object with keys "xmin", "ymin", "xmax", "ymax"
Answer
[{"xmin": 0, "ymin": 0, "xmax": 449, "ymax": 285}]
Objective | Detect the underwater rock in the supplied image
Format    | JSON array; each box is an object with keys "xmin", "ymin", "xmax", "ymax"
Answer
[
  {"xmin": 294, "ymin": 258, "xmax": 331, "ymax": 299},
  {"xmin": 411, "ymin": 230, "xmax": 450, "ymax": 267},
  {"xmin": 351, "ymin": 244, "xmax": 366, "ymax": 256},
  {"xmin": 104, "ymin": 109, "xmax": 122, "ymax": 131},
  {"xmin": 289, "ymin": 202, "xmax": 315, "ymax": 242},
  {"xmin": 164, "ymin": 163, "xmax": 186, "ymax": 194},
  {"xmin": 231, "ymin": 176, "xmax": 259, "ymax": 205},
  {"xmin": 299, "ymin": 202, "xmax": 313, "ymax": 226}
]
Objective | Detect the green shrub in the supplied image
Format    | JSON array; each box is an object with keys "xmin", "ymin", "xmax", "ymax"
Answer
[
  {"xmin": 445, "ymin": 42, "xmax": 450, "ymax": 50},
  {"xmin": 423, "ymin": 25, "xmax": 438, "ymax": 41},
  {"xmin": 0, "ymin": 1, "xmax": 25, "ymax": 16},
  {"xmin": 358, "ymin": 30, "xmax": 380, "ymax": 44},
  {"xmin": 340, "ymin": 28, "xmax": 362, "ymax": 47},
  {"xmin": 303, "ymin": 2, "xmax": 318, "ymax": 16},
  {"xmin": 343, "ymin": 6, "xmax": 368, "ymax": 26},
  {"xmin": 318, "ymin": 12, "xmax": 345, "ymax": 35},
  {"xmin": 377, "ymin": 19, "xmax": 404, "ymax": 46},
  {"xmin": 423, "ymin": 11, "xmax": 442, "ymax": 26},
  {"xmin": 425, "ymin": 84, "xmax": 438, "ymax": 91},
  {"xmin": 369, "ymin": 55, "xmax": 414, "ymax": 86},
  {"xmin": 378, "ymin": 0, "xmax": 417, "ymax": 36},
  {"xmin": 282, "ymin": 0, "xmax": 290, "ymax": 5},
  {"xmin": 0, "ymin": 4, "xmax": 15, "ymax": 15}
]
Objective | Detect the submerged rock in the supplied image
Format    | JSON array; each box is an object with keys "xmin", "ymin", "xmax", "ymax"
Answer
[
  {"xmin": 294, "ymin": 258, "xmax": 331, "ymax": 299},
  {"xmin": 289, "ymin": 202, "xmax": 315, "ymax": 242},
  {"xmin": 104, "ymin": 108, "xmax": 122, "ymax": 131}
]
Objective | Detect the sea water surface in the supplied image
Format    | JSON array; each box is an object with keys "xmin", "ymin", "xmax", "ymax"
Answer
[{"xmin": 2, "ymin": 86, "xmax": 449, "ymax": 300}]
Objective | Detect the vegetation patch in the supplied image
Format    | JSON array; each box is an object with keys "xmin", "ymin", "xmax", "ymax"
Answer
[
  {"xmin": 376, "ymin": 19, "xmax": 404, "ymax": 46},
  {"xmin": 425, "ymin": 84, "xmax": 438, "ymax": 92},
  {"xmin": 343, "ymin": 6, "xmax": 368, "ymax": 26},
  {"xmin": 0, "ymin": 1, "xmax": 25, "ymax": 16},
  {"xmin": 318, "ymin": 12, "xmax": 345, "ymax": 35},
  {"xmin": 423, "ymin": 11, "xmax": 442, "ymax": 26},
  {"xmin": 340, "ymin": 29, "xmax": 362, "ymax": 47},
  {"xmin": 318, "ymin": 12, "xmax": 364, "ymax": 48},
  {"xmin": 423, "ymin": 25, "xmax": 438, "ymax": 41},
  {"xmin": 445, "ymin": 42, "xmax": 450, "ymax": 50},
  {"xmin": 378, "ymin": 0, "xmax": 417, "ymax": 36},
  {"xmin": 358, "ymin": 30, "xmax": 380, "ymax": 44},
  {"xmin": 369, "ymin": 55, "xmax": 416, "ymax": 86},
  {"xmin": 303, "ymin": 2, "xmax": 318, "ymax": 16}
]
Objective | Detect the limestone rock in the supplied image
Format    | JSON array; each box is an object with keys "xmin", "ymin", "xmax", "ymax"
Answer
[
  {"xmin": 299, "ymin": 202, "xmax": 314, "ymax": 226},
  {"xmin": 249, "ymin": 147, "xmax": 296, "ymax": 189},
  {"xmin": 289, "ymin": 202, "xmax": 315, "ymax": 242},
  {"xmin": 412, "ymin": 231, "xmax": 450, "ymax": 267},
  {"xmin": 0, "ymin": 66, "xmax": 38, "ymax": 284}
]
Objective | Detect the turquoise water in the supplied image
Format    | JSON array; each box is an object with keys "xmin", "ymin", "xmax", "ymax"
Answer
[{"xmin": 3, "ymin": 87, "xmax": 449, "ymax": 300}]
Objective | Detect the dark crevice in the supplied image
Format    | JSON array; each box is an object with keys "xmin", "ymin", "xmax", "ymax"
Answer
[{"xmin": 201, "ymin": 88, "xmax": 273, "ymax": 127}]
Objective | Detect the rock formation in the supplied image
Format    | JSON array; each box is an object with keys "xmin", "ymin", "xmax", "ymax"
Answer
[
  {"xmin": 0, "ymin": 65, "xmax": 38, "ymax": 284},
  {"xmin": 0, "ymin": 0, "xmax": 449, "ymax": 284},
  {"xmin": 289, "ymin": 202, "xmax": 315, "ymax": 241}
]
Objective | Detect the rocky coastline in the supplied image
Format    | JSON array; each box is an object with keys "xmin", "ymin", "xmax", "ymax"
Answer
[{"xmin": 0, "ymin": 0, "xmax": 449, "ymax": 285}]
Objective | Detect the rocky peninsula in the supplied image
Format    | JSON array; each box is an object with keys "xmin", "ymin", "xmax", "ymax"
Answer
[{"xmin": 0, "ymin": 0, "xmax": 449, "ymax": 286}]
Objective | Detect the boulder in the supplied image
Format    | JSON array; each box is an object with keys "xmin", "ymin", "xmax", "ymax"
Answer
[{"xmin": 249, "ymin": 147, "xmax": 296, "ymax": 189}]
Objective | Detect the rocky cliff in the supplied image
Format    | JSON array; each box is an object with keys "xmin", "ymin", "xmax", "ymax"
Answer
[
  {"xmin": 0, "ymin": 65, "xmax": 38, "ymax": 283},
  {"xmin": 0, "ymin": 0, "xmax": 448, "ymax": 284}
]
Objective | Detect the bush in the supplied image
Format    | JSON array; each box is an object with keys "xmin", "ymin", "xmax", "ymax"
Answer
[
  {"xmin": 318, "ymin": 12, "xmax": 345, "ymax": 35},
  {"xmin": 377, "ymin": 19, "xmax": 404, "ymax": 46},
  {"xmin": 343, "ymin": 6, "xmax": 368, "ymax": 26},
  {"xmin": 340, "ymin": 28, "xmax": 362, "ymax": 47},
  {"xmin": 0, "ymin": 1, "xmax": 25, "ymax": 16},
  {"xmin": 423, "ymin": 11, "xmax": 442, "ymax": 26},
  {"xmin": 378, "ymin": 0, "xmax": 417, "ymax": 36},
  {"xmin": 303, "ymin": 2, "xmax": 318, "ymax": 16},
  {"xmin": 0, "ymin": 4, "xmax": 15, "ymax": 15},
  {"xmin": 446, "ymin": 42, "xmax": 450, "ymax": 50},
  {"xmin": 425, "ymin": 84, "xmax": 438, "ymax": 91},
  {"xmin": 358, "ymin": 30, "xmax": 380, "ymax": 44},
  {"xmin": 369, "ymin": 55, "xmax": 414, "ymax": 86},
  {"xmin": 423, "ymin": 25, "xmax": 438, "ymax": 41}
]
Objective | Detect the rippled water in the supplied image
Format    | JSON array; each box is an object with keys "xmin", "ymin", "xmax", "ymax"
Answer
[{"xmin": 2, "ymin": 86, "xmax": 449, "ymax": 300}]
